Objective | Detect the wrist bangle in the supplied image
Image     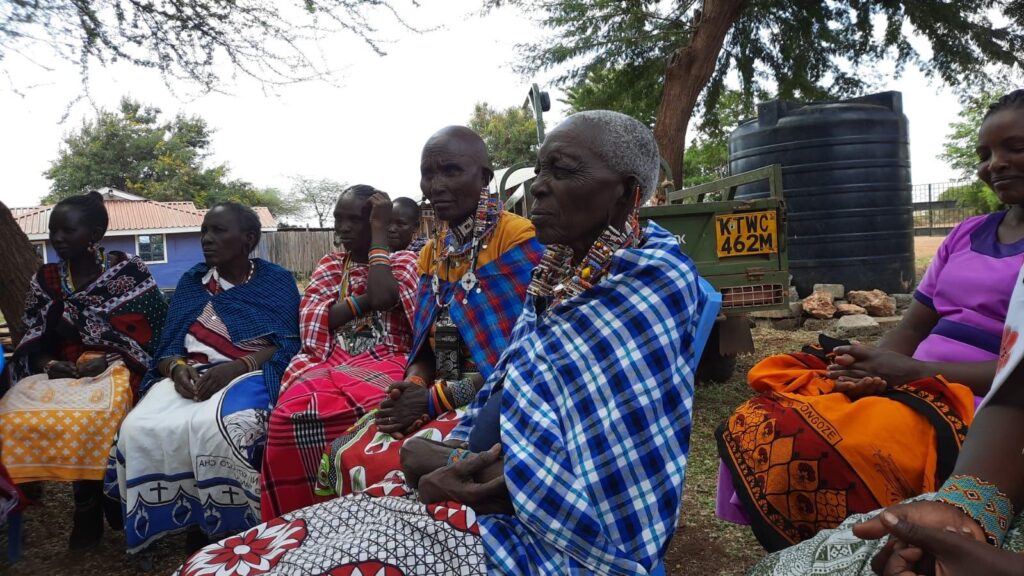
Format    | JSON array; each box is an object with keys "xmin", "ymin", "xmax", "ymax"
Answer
[
  {"xmin": 435, "ymin": 382, "xmax": 454, "ymax": 412},
  {"xmin": 426, "ymin": 385, "xmax": 438, "ymax": 419},
  {"xmin": 169, "ymin": 358, "xmax": 187, "ymax": 377},
  {"xmin": 369, "ymin": 245, "xmax": 390, "ymax": 253},
  {"xmin": 936, "ymin": 474, "xmax": 1015, "ymax": 546},
  {"xmin": 349, "ymin": 296, "xmax": 363, "ymax": 316}
]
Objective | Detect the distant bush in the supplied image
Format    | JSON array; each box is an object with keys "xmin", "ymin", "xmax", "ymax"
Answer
[{"xmin": 938, "ymin": 182, "xmax": 1003, "ymax": 215}]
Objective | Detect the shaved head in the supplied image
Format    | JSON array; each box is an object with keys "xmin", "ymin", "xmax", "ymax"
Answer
[{"xmin": 420, "ymin": 126, "xmax": 493, "ymax": 222}]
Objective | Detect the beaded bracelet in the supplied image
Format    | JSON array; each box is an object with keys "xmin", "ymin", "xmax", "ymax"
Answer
[
  {"xmin": 936, "ymin": 474, "xmax": 1015, "ymax": 546},
  {"xmin": 447, "ymin": 448, "xmax": 471, "ymax": 467},
  {"xmin": 446, "ymin": 378, "xmax": 477, "ymax": 408},
  {"xmin": 369, "ymin": 245, "xmax": 390, "ymax": 254}
]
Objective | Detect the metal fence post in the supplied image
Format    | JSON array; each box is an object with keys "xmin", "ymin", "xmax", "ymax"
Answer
[{"xmin": 928, "ymin": 184, "xmax": 933, "ymax": 236}]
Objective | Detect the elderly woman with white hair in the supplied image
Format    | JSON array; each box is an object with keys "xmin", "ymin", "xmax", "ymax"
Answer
[{"xmin": 175, "ymin": 110, "xmax": 707, "ymax": 575}]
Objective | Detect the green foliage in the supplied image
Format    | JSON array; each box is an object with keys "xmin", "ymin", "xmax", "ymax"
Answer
[
  {"xmin": 564, "ymin": 63, "xmax": 665, "ymax": 127},
  {"xmin": 938, "ymin": 182, "xmax": 1004, "ymax": 214},
  {"xmin": 467, "ymin": 103, "xmax": 539, "ymax": 169},
  {"xmin": 940, "ymin": 85, "xmax": 1018, "ymax": 179},
  {"xmin": 492, "ymin": 0, "xmax": 1024, "ymax": 136},
  {"xmin": 43, "ymin": 97, "xmax": 292, "ymax": 216},
  {"xmin": 682, "ymin": 89, "xmax": 758, "ymax": 187}
]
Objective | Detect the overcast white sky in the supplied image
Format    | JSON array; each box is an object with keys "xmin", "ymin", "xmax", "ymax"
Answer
[{"xmin": 0, "ymin": 2, "xmax": 963, "ymax": 213}]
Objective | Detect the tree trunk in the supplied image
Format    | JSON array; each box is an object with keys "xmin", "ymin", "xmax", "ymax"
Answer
[
  {"xmin": 0, "ymin": 201, "xmax": 40, "ymax": 347},
  {"xmin": 654, "ymin": 0, "xmax": 747, "ymax": 188}
]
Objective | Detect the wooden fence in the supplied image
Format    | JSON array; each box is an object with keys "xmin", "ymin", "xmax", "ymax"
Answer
[{"xmin": 262, "ymin": 229, "xmax": 337, "ymax": 280}]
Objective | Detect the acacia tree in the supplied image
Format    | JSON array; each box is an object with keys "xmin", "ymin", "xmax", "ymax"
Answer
[
  {"xmin": 285, "ymin": 177, "xmax": 348, "ymax": 227},
  {"xmin": 490, "ymin": 0, "xmax": 1024, "ymax": 187},
  {"xmin": 1, "ymin": 0, "xmax": 421, "ymax": 92},
  {"xmin": 467, "ymin": 102, "xmax": 539, "ymax": 168}
]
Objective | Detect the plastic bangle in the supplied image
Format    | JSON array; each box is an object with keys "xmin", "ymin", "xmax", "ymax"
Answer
[
  {"xmin": 936, "ymin": 474, "xmax": 1015, "ymax": 546},
  {"xmin": 369, "ymin": 245, "xmax": 390, "ymax": 253},
  {"xmin": 169, "ymin": 358, "xmax": 187, "ymax": 377},
  {"xmin": 407, "ymin": 375, "xmax": 427, "ymax": 387},
  {"xmin": 426, "ymin": 387, "xmax": 438, "ymax": 419},
  {"xmin": 350, "ymin": 296, "xmax": 363, "ymax": 316},
  {"xmin": 436, "ymin": 383, "xmax": 454, "ymax": 412}
]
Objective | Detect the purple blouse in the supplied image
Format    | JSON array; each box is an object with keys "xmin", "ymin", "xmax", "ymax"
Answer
[{"xmin": 913, "ymin": 211, "xmax": 1024, "ymax": 363}]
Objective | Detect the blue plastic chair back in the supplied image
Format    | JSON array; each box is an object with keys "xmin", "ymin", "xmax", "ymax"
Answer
[{"xmin": 692, "ymin": 277, "xmax": 722, "ymax": 362}]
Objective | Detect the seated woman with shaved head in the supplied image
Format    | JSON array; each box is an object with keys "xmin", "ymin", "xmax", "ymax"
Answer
[
  {"xmin": 305, "ymin": 126, "xmax": 544, "ymax": 501},
  {"xmin": 175, "ymin": 111, "xmax": 707, "ymax": 575}
]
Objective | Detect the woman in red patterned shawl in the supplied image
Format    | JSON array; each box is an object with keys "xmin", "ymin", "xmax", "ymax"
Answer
[{"xmin": 260, "ymin": 186, "xmax": 421, "ymax": 518}]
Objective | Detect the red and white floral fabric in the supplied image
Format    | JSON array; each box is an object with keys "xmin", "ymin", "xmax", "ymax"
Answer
[{"xmin": 177, "ymin": 474, "xmax": 486, "ymax": 576}]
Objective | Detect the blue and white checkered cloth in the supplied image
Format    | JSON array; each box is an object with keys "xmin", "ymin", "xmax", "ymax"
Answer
[{"xmin": 452, "ymin": 222, "xmax": 704, "ymax": 575}]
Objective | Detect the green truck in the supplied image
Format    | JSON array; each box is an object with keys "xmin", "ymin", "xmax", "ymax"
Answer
[{"xmin": 497, "ymin": 86, "xmax": 790, "ymax": 381}]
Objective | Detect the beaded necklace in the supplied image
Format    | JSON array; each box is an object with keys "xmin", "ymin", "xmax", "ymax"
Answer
[
  {"xmin": 430, "ymin": 187, "xmax": 501, "ymax": 306},
  {"xmin": 528, "ymin": 223, "xmax": 639, "ymax": 310},
  {"xmin": 60, "ymin": 252, "xmax": 109, "ymax": 296},
  {"xmin": 336, "ymin": 252, "xmax": 384, "ymax": 351}
]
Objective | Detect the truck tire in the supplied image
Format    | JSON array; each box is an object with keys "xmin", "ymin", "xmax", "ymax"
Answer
[{"xmin": 697, "ymin": 324, "xmax": 738, "ymax": 383}]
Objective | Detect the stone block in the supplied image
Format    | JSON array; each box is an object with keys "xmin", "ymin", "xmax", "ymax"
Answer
[
  {"xmin": 836, "ymin": 314, "xmax": 882, "ymax": 338},
  {"xmin": 875, "ymin": 316, "xmax": 903, "ymax": 331},
  {"xmin": 892, "ymin": 293, "xmax": 913, "ymax": 309},
  {"xmin": 803, "ymin": 318, "xmax": 836, "ymax": 333},
  {"xmin": 751, "ymin": 308, "xmax": 796, "ymax": 319},
  {"xmin": 812, "ymin": 283, "xmax": 846, "ymax": 300}
]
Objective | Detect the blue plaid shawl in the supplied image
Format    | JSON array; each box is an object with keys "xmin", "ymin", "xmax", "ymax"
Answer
[
  {"xmin": 409, "ymin": 238, "xmax": 543, "ymax": 379},
  {"xmin": 142, "ymin": 259, "xmax": 300, "ymax": 404},
  {"xmin": 452, "ymin": 222, "xmax": 704, "ymax": 575}
]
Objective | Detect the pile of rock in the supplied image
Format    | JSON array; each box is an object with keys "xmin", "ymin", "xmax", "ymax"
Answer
[{"xmin": 751, "ymin": 283, "xmax": 912, "ymax": 338}]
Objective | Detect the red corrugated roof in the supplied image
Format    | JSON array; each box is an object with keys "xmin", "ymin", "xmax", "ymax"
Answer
[{"xmin": 15, "ymin": 199, "xmax": 277, "ymax": 238}]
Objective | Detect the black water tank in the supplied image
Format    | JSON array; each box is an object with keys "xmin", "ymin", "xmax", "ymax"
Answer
[{"xmin": 729, "ymin": 91, "xmax": 915, "ymax": 297}]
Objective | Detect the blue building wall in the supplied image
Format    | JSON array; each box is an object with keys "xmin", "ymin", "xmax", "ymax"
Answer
[{"xmin": 40, "ymin": 231, "xmax": 205, "ymax": 289}]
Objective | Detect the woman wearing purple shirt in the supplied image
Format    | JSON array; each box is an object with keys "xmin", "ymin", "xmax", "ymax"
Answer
[
  {"xmin": 718, "ymin": 91, "xmax": 1024, "ymax": 549},
  {"xmin": 827, "ymin": 191, "xmax": 1024, "ymax": 397}
]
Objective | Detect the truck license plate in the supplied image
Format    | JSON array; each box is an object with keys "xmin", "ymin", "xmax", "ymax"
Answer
[{"xmin": 714, "ymin": 211, "xmax": 778, "ymax": 258}]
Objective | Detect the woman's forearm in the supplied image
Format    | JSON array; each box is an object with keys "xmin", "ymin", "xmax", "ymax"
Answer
[
  {"xmin": 916, "ymin": 360, "xmax": 996, "ymax": 396},
  {"xmin": 406, "ymin": 346, "xmax": 436, "ymax": 385},
  {"xmin": 248, "ymin": 345, "xmax": 278, "ymax": 369},
  {"xmin": 29, "ymin": 352, "xmax": 56, "ymax": 374},
  {"xmin": 953, "ymin": 363, "xmax": 1024, "ymax": 510},
  {"xmin": 366, "ymin": 224, "xmax": 401, "ymax": 311}
]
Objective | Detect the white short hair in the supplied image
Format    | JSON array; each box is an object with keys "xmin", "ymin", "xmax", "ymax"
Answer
[{"xmin": 564, "ymin": 110, "xmax": 661, "ymax": 204}]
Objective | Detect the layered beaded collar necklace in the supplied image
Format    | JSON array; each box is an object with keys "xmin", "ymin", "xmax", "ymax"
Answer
[
  {"xmin": 528, "ymin": 222, "xmax": 639, "ymax": 310},
  {"xmin": 431, "ymin": 187, "xmax": 501, "ymax": 306}
]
